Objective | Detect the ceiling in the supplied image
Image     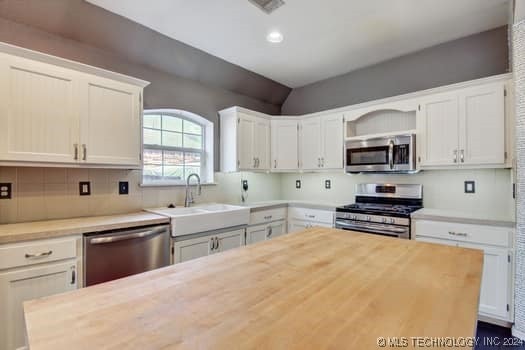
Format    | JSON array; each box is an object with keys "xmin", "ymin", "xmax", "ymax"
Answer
[{"xmin": 86, "ymin": 0, "xmax": 510, "ymax": 88}]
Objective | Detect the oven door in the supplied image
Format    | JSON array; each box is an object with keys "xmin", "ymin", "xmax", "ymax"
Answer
[
  {"xmin": 335, "ymin": 219, "xmax": 410, "ymax": 239},
  {"xmin": 345, "ymin": 135, "xmax": 415, "ymax": 173}
]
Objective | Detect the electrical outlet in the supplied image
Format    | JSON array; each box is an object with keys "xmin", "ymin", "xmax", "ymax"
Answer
[
  {"xmin": 325, "ymin": 180, "xmax": 331, "ymax": 189},
  {"xmin": 296, "ymin": 180, "xmax": 301, "ymax": 189},
  {"xmin": 0, "ymin": 183, "xmax": 12, "ymax": 199},
  {"xmin": 119, "ymin": 181, "xmax": 129, "ymax": 195},
  {"xmin": 464, "ymin": 181, "xmax": 475, "ymax": 194},
  {"xmin": 242, "ymin": 180, "xmax": 249, "ymax": 191},
  {"xmin": 79, "ymin": 181, "xmax": 91, "ymax": 196}
]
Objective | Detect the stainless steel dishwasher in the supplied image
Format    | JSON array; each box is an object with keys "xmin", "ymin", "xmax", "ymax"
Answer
[{"xmin": 83, "ymin": 224, "xmax": 170, "ymax": 286}]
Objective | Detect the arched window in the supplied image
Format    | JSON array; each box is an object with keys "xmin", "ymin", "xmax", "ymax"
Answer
[{"xmin": 142, "ymin": 109, "xmax": 213, "ymax": 185}]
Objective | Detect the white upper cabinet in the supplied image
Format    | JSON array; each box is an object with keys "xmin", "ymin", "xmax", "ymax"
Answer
[
  {"xmin": 219, "ymin": 108, "xmax": 271, "ymax": 172},
  {"xmin": 300, "ymin": 117, "xmax": 321, "ymax": 170},
  {"xmin": 417, "ymin": 81, "xmax": 507, "ymax": 169},
  {"xmin": 80, "ymin": 76, "xmax": 142, "ymax": 166},
  {"xmin": 418, "ymin": 92, "xmax": 459, "ymax": 167},
  {"xmin": 320, "ymin": 113, "xmax": 344, "ymax": 169},
  {"xmin": 459, "ymin": 83, "xmax": 505, "ymax": 166},
  {"xmin": 300, "ymin": 113, "xmax": 343, "ymax": 171},
  {"xmin": 0, "ymin": 53, "xmax": 80, "ymax": 164},
  {"xmin": 271, "ymin": 119, "xmax": 299, "ymax": 171},
  {"xmin": 0, "ymin": 44, "xmax": 148, "ymax": 168}
]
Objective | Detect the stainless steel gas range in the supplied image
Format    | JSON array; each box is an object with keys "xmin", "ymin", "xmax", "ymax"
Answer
[{"xmin": 335, "ymin": 183, "xmax": 423, "ymax": 239}]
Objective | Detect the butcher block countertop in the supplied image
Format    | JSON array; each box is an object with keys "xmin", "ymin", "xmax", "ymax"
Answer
[
  {"xmin": 0, "ymin": 212, "xmax": 169, "ymax": 244},
  {"xmin": 24, "ymin": 228, "xmax": 483, "ymax": 350}
]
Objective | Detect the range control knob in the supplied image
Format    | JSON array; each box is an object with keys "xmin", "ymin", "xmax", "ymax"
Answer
[
  {"xmin": 390, "ymin": 218, "xmax": 395, "ymax": 224},
  {"xmin": 351, "ymin": 215, "xmax": 357, "ymax": 220},
  {"xmin": 365, "ymin": 216, "xmax": 371, "ymax": 221},
  {"xmin": 381, "ymin": 217, "xmax": 387, "ymax": 223}
]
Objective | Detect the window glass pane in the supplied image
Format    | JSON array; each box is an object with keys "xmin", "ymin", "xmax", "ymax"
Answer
[
  {"xmin": 162, "ymin": 116, "xmax": 183, "ymax": 132},
  {"xmin": 184, "ymin": 152, "xmax": 201, "ymax": 167},
  {"xmin": 144, "ymin": 115, "xmax": 161, "ymax": 129},
  {"xmin": 143, "ymin": 165, "xmax": 162, "ymax": 177},
  {"xmin": 162, "ymin": 131, "xmax": 182, "ymax": 147},
  {"xmin": 184, "ymin": 120, "xmax": 202, "ymax": 135},
  {"xmin": 183, "ymin": 134, "xmax": 202, "ymax": 149},
  {"xmin": 163, "ymin": 166, "xmax": 184, "ymax": 180},
  {"xmin": 144, "ymin": 129, "xmax": 161, "ymax": 145},
  {"xmin": 164, "ymin": 151, "xmax": 184, "ymax": 166},
  {"xmin": 143, "ymin": 149, "xmax": 162, "ymax": 164}
]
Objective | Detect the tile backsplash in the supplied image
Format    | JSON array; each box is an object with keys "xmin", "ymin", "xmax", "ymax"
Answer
[{"xmin": 0, "ymin": 167, "xmax": 282, "ymax": 224}]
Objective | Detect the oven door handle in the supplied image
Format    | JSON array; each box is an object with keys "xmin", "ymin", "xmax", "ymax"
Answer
[
  {"xmin": 388, "ymin": 140, "xmax": 394, "ymax": 170},
  {"xmin": 335, "ymin": 220, "xmax": 407, "ymax": 234},
  {"xmin": 89, "ymin": 226, "xmax": 167, "ymax": 245}
]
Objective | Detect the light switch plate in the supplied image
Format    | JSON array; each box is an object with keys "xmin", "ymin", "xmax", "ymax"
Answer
[
  {"xmin": 0, "ymin": 183, "xmax": 12, "ymax": 199},
  {"xmin": 79, "ymin": 181, "xmax": 91, "ymax": 196},
  {"xmin": 464, "ymin": 181, "xmax": 475, "ymax": 194},
  {"xmin": 119, "ymin": 181, "xmax": 129, "ymax": 195},
  {"xmin": 296, "ymin": 180, "xmax": 301, "ymax": 189}
]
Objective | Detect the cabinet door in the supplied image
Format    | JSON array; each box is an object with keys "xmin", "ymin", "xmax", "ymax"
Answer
[
  {"xmin": 271, "ymin": 120, "xmax": 299, "ymax": 171},
  {"xmin": 173, "ymin": 236, "xmax": 212, "ymax": 263},
  {"xmin": 254, "ymin": 118, "xmax": 271, "ymax": 170},
  {"xmin": 418, "ymin": 93, "xmax": 459, "ymax": 167},
  {"xmin": 0, "ymin": 53, "xmax": 80, "ymax": 163},
  {"xmin": 237, "ymin": 113, "xmax": 256, "ymax": 170},
  {"xmin": 0, "ymin": 260, "xmax": 77, "ymax": 350},
  {"xmin": 288, "ymin": 220, "xmax": 309, "ymax": 233},
  {"xmin": 80, "ymin": 75, "xmax": 141, "ymax": 166},
  {"xmin": 300, "ymin": 117, "xmax": 321, "ymax": 170},
  {"xmin": 216, "ymin": 229, "xmax": 244, "ymax": 252},
  {"xmin": 459, "ymin": 83, "xmax": 505, "ymax": 166},
  {"xmin": 320, "ymin": 114, "xmax": 344, "ymax": 169},
  {"xmin": 246, "ymin": 224, "xmax": 268, "ymax": 245},
  {"xmin": 268, "ymin": 221, "xmax": 286, "ymax": 239},
  {"xmin": 457, "ymin": 243, "xmax": 511, "ymax": 320}
]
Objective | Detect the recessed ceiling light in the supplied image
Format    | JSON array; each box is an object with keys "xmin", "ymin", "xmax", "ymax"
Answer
[{"xmin": 266, "ymin": 31, "xmax": 284, "ymax": 43}]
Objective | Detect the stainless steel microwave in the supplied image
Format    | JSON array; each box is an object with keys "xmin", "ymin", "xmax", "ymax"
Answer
[{"xmin": 345, "ymin": 134, "xmax": 416, "ymax": 173}]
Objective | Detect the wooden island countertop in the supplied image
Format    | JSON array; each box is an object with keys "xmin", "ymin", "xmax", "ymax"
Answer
[{"xmin": 24, "ymin": 228, "xmax": 483, "ymax": 350}]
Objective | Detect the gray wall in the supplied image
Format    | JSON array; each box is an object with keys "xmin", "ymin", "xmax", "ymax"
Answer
[
  {"xmin": 0, "ymin": 0, "xmax": 292, "ymax": 170},
  {"xmin": 282, "ymin": 26, "xmax": 510, "ymax": 115}
]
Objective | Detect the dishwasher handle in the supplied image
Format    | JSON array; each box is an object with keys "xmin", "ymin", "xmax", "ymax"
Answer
[{"xmin": 89, "ymin": 226, "xmax": 168, "ymax": 245}]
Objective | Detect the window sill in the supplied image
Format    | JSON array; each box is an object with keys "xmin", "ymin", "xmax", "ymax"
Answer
[{"xmin": 139, "ymin": 182, "xmax": 217, "ymax": 188}]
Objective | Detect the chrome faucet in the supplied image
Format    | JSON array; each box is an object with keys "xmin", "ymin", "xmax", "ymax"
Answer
[{"xmin": 185, "ymin": 173, "xmax": 201, "ymax": 207}]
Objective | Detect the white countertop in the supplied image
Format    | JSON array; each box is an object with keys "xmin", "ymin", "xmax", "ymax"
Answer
[
  {"xmin": 411, "ymin": 208, "xmax": 515, "ymax": 228},
  {"xmin": 235, "ymin": 200, "xmax": 346, "ymax": 211}
]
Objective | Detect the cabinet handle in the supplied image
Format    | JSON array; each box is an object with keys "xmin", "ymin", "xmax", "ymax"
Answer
[
  {"xmin": 267, "ymin": 226, "xmax": 273, "ymax": 238},
  {"xmin": 74, "ymin": 144, "xmax": 79, "ymax": 160},
  {"xmin": 210, "ymin": 238, "xmax": 214, "ymax": 251},
  {"xmin": 460, "ymin": 149, "xmax": 465, "ymax": 163},
  {"xmin": 256, "ymin": 158, "xmax": 260, "ymax": 168},
  {"xmin": 306, "ymin": 214, "xmax": 316, "ymax": 219},
  {"xmin": 322, "ymin": 157, "xmax": 325, "ymax": 167},
  {"xmin": 453, "ymin": 150, "xmax": 458, "ymax": 163},
  {"xmin": 274, "ymin": 160, "xmax": 277, "ymax": 168},
  {"xmin": 25, "ymin": 250, "xmax": 53, "ymax": 259},
  {"xmin": 318, "ymin": 158, "xmax": 321, "ymax": 167},
  {"xmin": 71, "ymin": 266, "xmax": 76, "ymax": 285},
  {"xmin": 82, "ymin": 144, "xmax": 87, "ymax": 161},
  {"xmin": 264, "ymin": 215, "xmax": 273, "ymax": 220},
  {"xmin": 215, "ymin": 237, "xmax": 219, "ymax": 250},
  {"xmin": 448, "ymin": 231, "xmax": 468, "ymax": 237}
]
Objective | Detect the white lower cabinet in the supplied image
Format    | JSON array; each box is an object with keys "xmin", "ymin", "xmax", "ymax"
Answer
[
  {"xmin": 288, "ymin": 220, "xmax": 332, "ymax": 233},
  {"xmin": 173, "ymin": 228, "xmax": 245, "ymax": 263},
  {"xmin": 287, "ymin": 207, "xmax": 334, "ymax": 233},
  {"xmin": 0, "ymin": 236, "xmax": 80, "ymax": 350},
  {"xmin": 246, "ymin": 220, "xmax": 286, "ymax": 245},
  {"xmin": 414, "ymin": 220, "xmax": 513, "ymax": 323},
  {"xmin": 0, "ymin": 260, "xmax": 78, "ymax": 350}
]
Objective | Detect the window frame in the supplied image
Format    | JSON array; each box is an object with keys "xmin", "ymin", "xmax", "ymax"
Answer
[{"xmin": 141, "ymin": 109, "xmax": 214, "ymax": 186}]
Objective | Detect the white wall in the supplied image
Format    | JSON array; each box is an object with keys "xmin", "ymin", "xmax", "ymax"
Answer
[
  {"xmin": 280, "ymin": 169, "xmax": 515, "ymax": 220},
  {"xmin": 0, "ymin": 167, "xmax": 282, "ymax": 224}
]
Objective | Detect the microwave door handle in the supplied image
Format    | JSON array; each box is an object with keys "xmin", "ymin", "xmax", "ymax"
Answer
[{"xmin": 388, "ymin": 140, "xmax": 394, "ymax": 170}]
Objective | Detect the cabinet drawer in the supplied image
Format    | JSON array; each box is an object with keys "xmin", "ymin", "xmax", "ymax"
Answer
[
  {"xmin": 414, "ymin": 220, "xmax": 511, "ymax": 248},
  {"xmin": 0, "ymin": 237, "xmax": 79, "ymax": 270},
  {"xmin": 288, "ymin": 207, "xmax": 334, "ymax": 225},
  {"xmin": 249, "ymin": 207, "xmax": 287, "ymax": 225}
]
